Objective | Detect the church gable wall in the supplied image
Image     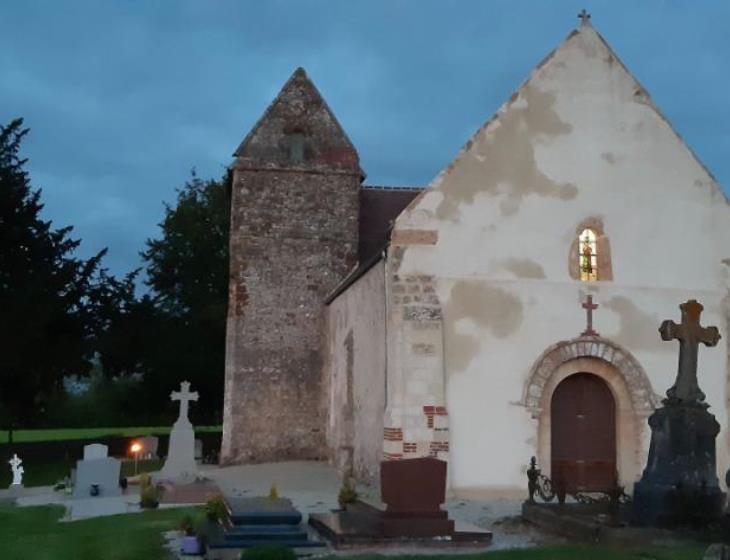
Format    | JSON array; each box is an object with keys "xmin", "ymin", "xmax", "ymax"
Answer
[
  {"xmin": 324, "ymin": 260, "xmax": 386, "ymax": 484},
  {"xmin": 393, "ymin": 26, "xmax": 730, "ymax": 292},
  {"xmin": 383, "ymin": 25, "xmax": 730, "ymax": 495}
]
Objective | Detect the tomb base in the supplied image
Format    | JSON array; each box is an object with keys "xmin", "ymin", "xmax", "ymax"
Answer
[
  {"xmin": 159, "ymin": 419, "xmax": 197, "ymax": 483},
  {"xmin": 632, "ymin": 401, "xmax": 726, "ymax": 526}
]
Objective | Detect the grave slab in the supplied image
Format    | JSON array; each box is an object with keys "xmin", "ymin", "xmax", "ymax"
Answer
[{"xmin": 73, "ymin": 445, "xmax": 121, "ymax": 499}]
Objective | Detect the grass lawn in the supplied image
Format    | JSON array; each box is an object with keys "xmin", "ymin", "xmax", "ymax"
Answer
[
  {"xmin": 0, "ymin": 504, "xmax": 708, "ymax": 560},
  {"xmin": 0, "ymin": 504, "xmax": 199, "ymax": 560},
  {"xmin": 0, "ymin": 425, "xmax": 222, "ymax": 443},
  {"xmin": 333, "ymin": 544, "xmax": 707, "ymax": 560},
  {"xmin": 0, "ymin": 459, "xmax": 164, "ymax": 488}
]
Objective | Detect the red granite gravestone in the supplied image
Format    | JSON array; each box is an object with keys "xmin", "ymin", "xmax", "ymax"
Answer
[
  {"xmin": 380, "ymin": 457, "xmax": 455, "ymax": 537},
  {"xmin": 308, "ymin": 455, "xmax": 491, "ymax": 546}
]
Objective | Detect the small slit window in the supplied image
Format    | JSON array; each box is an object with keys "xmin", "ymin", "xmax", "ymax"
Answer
[
  {"xmin": 579, "ymin": 228, "xmax": 598, "ymax": 281},
  {"xmin": 289, "ymin": 131, "xmax": 304, "ymax": 163}
]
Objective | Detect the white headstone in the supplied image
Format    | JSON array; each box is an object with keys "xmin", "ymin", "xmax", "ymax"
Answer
[
  {"xmin": 138, "ymin": 436, "xmax": 159, "ymax": 460},
  {"xmin": 159, "ymin": 381, "xmax": 199, "ymax": 482},
  {"xmin": 84, "ymin": 443, "xmax": 109, "ymax": 460},
  {"xmin": 8, "ymin": 454, "xmax": 23, "ymax": 486},
  {"xmin": 194, "ymin": 439, "xmax": 203, "ymax": 461},
  {"xmin": 73, "ymin": 456, "xmax": 121, "ymax": 499}
]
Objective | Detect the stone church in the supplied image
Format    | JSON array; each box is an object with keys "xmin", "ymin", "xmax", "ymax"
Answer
[{"xmin": 221, "ymin": 19, "xmax": 730, "ymax": 496}]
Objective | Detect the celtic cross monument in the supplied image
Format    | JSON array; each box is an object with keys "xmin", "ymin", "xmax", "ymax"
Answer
[{"xmin": 633, "ymin": 300, "xmax": 725, "ymax": 526}]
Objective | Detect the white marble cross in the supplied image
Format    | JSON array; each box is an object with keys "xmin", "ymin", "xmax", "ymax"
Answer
[
  {"xmin": 8, "ymin": 454, "xmax": 23, "ymax": 486},
  {"xmin": 171, "ymin": 381, "xmax": 199, "ymax": 423}
]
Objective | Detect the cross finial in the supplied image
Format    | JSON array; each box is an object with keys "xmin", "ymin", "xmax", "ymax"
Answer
[
  {"xmin": 581, "ymin": 294, "xmax": 599, "ymax": 337},
  {"xmin": 578, "ymin": 9, "xmax": 591, "ymax": 26},
  {"xmin": 171, "ymin": 381, "xmax": 199, "ymax": 424},
  {"xmin": 660, "ymin": 299, "xmax": 720, "ymax": 405}
]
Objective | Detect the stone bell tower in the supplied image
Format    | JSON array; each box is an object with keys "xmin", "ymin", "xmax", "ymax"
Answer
[{"xmin": 221, "ymin": 68, "xmax": 363, "ymax": 464}]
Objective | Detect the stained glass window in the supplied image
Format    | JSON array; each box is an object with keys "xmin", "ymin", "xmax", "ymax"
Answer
[{"xmin": 579, "ymin": 228, "xmax": 598, "ymax": 281}]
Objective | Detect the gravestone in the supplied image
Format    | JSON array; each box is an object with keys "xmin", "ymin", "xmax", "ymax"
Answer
[
  {"xmin": 84, "ymin": 443, "xmax": 108, "ymax": 460},
  {"xmin": 380, "ymin": 457, "xmax": 454, "ymax": 537},
  {"xmin": 137, "ymin": 436, "xmax": 159, "ymax": 460},
  {"xmin": 194, "ymin": 439, "xmax": 203, "ymax": 462},
  {"xmin": 633, "ymin": 300, "xmax": 726, "ymax": 526},
  {"xmin": 159, "ymin": 381, "xmax": 199, "ymax": 482},
  {"xmin": 8, "ymin": 454, "xmax": 23, "ymax": 488},
  {"xmin": 308, "ymin": 456, "xmax": 491, "ymax": 546},
  {"xmin": 73, "ymin": 443, "xmax": 121, "ymax": 498}
]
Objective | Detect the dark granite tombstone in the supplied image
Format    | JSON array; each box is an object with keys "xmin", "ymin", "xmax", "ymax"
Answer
[
  {"xmin": 380, "ymin": 457, "xmax": 454, "ymax": 537},
  {"xmin": 633, "ymin": 300, "xmax": 726, "ymax": 526},
  {"xmin": 308, "ymin": 456, "xmax": 492, "ymax": 547}
]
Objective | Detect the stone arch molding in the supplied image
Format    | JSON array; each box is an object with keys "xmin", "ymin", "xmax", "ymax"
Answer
[{"xmin": 523, "ymin": 336, "xmax": 659, "ymax": 417}]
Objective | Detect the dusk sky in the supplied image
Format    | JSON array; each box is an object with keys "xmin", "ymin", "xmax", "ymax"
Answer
[{"xmin": 1, "ymin": 1, "xmax": 728, "ymax": 277}]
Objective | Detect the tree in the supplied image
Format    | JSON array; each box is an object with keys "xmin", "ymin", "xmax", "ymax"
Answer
[
  {"xmin": 140, "ymin": 171, "xmax": 230, "ymax": 423},
  {"xmin": 0, "ymin": 119, "xmax": 107, "ymax": 440}
]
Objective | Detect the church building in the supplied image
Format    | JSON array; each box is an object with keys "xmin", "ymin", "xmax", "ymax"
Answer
[{"xmin": 221, "ymin": 18, "xmax": 730, "ymax": 497}]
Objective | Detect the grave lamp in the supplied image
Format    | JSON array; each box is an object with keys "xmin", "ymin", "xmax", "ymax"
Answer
[{"xmin": 130, "ymin": 442, "xmax": 142, "ymax": 475}]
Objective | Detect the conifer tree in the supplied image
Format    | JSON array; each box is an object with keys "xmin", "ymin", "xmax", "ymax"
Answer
[{"xmin": 0, "ymin": 119, "xmax": 106, "ymax": 440}]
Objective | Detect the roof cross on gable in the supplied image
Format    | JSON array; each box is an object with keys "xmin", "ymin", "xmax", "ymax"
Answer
[{"xmin": 578, "ymin": 9, "xmax": 591, "ymax": 26}]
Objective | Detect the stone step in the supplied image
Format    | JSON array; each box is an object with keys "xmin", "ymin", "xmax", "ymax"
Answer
[
  {"xmin": 228, "ymin": 511, "xmax": 302, "ymax": 526},
  {"xmin": 209, "ymin": 537, "xmax": 324, "ymax": 549},
  {"xmin": 223, "ymin": 528, "xmax": 309, "ymax": 542},
  {"xmin": 226, "ymin": 524, "xmax": 307, "ymax": 535}
]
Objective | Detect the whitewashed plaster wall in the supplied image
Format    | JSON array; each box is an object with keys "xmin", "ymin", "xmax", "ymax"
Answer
[
  {"xmin": 388, "ymin": 24, "xmax": 730, "ymax": 496},
  {"xmin": 324, "ymin": 261, "xmax": 387, "ymax": 484}
]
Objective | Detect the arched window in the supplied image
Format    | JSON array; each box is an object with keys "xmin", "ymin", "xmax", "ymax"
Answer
[{"xmin": 579, "ymin": 228, "xmax": 598, "ymax": 281}]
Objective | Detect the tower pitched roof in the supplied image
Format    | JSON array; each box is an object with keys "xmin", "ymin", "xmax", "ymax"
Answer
[{"xmin": 234, "ymin": 67, "xmax": 363, "ymax": 176}]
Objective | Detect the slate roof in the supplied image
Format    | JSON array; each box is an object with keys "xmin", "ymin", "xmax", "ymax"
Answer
[{"xmin": 358, "ymin": 185, "xmax": 422, "ymax": 262}]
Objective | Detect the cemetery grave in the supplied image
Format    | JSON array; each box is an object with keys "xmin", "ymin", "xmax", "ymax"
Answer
[{"xmin": 311, "ymin": 457, "xmax": 492, "ymax": 548}]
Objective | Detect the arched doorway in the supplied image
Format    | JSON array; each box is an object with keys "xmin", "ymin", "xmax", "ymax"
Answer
[{"xmin": 551, "ymin": 372, "xmax": 616, "ymax": 492}]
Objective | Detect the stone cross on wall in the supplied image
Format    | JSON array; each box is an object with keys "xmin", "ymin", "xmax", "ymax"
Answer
[
  {"xmin": 8, "ymin": 453, "xmax": 23, "ymax": 486},
  {"xmin": 581, "ymin": 295, "xmax": 599, "ymax": 337},
  {"xmin": 660, "ymin": 299, "xmax": 720, "ymax": 404},
  {"xmin": 171, "ymin": 381, "xmax": 198, "ymax": 424}
]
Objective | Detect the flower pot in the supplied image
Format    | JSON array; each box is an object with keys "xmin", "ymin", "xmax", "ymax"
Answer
[{"xmin": 180, "ymin": 535, "xmax": 203, "ymax": 555}]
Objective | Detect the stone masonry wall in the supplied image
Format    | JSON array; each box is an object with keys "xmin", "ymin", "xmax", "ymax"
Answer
[{"xmin": 221, "ymin": 167, "xmax": 360, "ymax": 463}]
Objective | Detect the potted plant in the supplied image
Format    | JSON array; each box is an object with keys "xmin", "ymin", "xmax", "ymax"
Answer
[
  {"xmin": 179, "ymin": 514, "xmax": 204, "ymax": 555},
  {"xmin": 337, "ymin": 480, "xmax": 359, "ymax": 511},
  {"xmin": 139, "ymin": 473, "xmax": 163, "ymax": 509}
]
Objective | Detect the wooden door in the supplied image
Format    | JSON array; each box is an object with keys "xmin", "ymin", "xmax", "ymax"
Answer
[{"xmin": 551, "ymin": 372, "xmax": 616, "ymax": 492}]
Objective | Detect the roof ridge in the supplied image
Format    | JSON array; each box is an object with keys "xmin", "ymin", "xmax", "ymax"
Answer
[{"xmin": 362, "ymin": 185, "xmax": 424, "ymax": 191}]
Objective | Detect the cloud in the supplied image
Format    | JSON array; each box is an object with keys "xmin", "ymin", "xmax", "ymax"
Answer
[{"xmin": 1, "ymin": 0, "xmax": 728, "ymax": 275}]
